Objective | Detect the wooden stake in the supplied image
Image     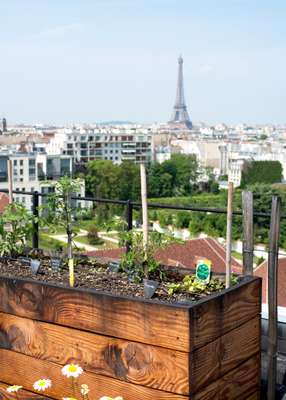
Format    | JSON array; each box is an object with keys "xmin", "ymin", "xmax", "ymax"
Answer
[
  {"xmin": 66, "ymin": 193, "xmax": 74, "ymax": 287},
  {"xmin": 7, "ymin": 160, "xmax": 13, "ymax": 203},
  {"xmin": 242, "ymin": 190, "xmax": 254, "ymax": 275},
  {"xmin": 140, "ymin": 163, "xmax": 148, "ymax": 278},
  {"xmin": 267, "ymin": 196, "xmax": 281, "ymax": 400},
  {"xmin": 225, "ymin": 181, "xmax": 233, "ymax": 288}
]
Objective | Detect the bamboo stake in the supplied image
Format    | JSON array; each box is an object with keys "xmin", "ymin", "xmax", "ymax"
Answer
[
  {"xmin": 267, "ymin": 196, "xmax": 280, "ymax": 400},
  {"xmin": 67, "ymin": 193, "xmax": 74, "ymax": 287},
  {"xmin": 225, "ymin": 181, "xmax": 233, "ymax": 288},
  {"xmin": 7, "ymin": 160, "xmax": 13, "ymax": 203},
  {"xmin": 140, "ymin": 163, "xmax": 148, "ymax": 278}
]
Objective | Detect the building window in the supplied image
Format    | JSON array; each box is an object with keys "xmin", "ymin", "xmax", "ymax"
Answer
[
  {"xmin": 13, "ymin": 160, "xmax": 17, "ymax": 166},
  {"xmin": 20, "ymin": 160, "xmax": 23, "ymax": 166},
  {"xmin": 60, "ymin": 158, "xmax": 71, "ymax": 176}
]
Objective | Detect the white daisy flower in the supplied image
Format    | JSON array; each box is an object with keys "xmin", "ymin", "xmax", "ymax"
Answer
[
  {"xmin": 62, "ymin": 398, "xmax": 78, "ymax": 400},
  {"xmin": 33, "ymin": 379, "xmax": 52, "ymax": 391},
  {"xmin": 80, "ymin": 384, "xmax": 89, "ymax": 396},
  {"xmin": 99, "ymin": 397, "xmax": 123, "ymax": 400},
  {"xmin": 61, "ymin": 364, "xmax": 83, "ymax": 378},
  {"xmin": 6, "ymin": 385, "xmax": 23, "ymax": 393}
]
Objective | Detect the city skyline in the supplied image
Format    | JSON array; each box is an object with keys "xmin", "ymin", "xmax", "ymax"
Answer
[{"xmin": 1, "ymin": 0, "xmax": 286, "ymax": 125}]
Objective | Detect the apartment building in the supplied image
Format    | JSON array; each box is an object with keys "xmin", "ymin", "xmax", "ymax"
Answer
[
  {"xmin": 46, "ymin": 127, "xmax": 153, "ymax": 164},
  {"xmin": 0, "ymin": 153, "xmax": 84, "ymax": 209}
]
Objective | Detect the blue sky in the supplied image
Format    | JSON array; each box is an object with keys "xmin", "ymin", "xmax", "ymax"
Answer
[{"xmin": 0, "ymin": 0, "xmax": 285, "ymax": 125}]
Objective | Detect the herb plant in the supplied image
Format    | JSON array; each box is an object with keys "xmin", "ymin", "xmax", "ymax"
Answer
[
  {"xmin": 119, "ymin": 230, "xmax": 182, "ymax": 282},
  {"xmin": 167, "ymin": 273, "xmax": 239, "ymax": 296},
  {"xmin": 43, "ymin": 177, "xmax": 83, "ymax": 286},
  {"xmin": 0, "ymin": 203, "xmax": 34, "ymax": 257}
]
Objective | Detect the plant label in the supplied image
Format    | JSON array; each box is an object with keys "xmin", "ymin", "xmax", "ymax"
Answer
[
  {"xmin": 107, "ymin": 261, "xmax": 120, "ymax": 272},
  {"xmin": 196, "ymin": 259, "xmax": 212, "ymax": 284},
  {"xmin": 19, "ymin": 257, "xmax": 31, "ymax": 266},
  {"xmin": 30, "ymin": 259, "xmax": 41, "ymax": 274},
  {"xmin": 143, "ymin": 279, "xmax": 159, "ymax": 299},
  {"xmin": 50, "ymin": 258, "xmax": 62, "ymax": 270}
]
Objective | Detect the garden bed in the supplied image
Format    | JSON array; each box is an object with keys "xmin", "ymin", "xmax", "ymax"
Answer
[
  {"xmin": 0, "ymin": 267, "xmax": 261, "ymax": 400},
  {"xmin": 0, "ymin": 258, "xmax": 227, "ymax": 303}
]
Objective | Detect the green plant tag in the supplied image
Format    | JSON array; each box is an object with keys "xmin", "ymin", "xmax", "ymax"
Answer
[{"xmin": 196, "ymin": 259, "xmax": 212, "ymax": 284}]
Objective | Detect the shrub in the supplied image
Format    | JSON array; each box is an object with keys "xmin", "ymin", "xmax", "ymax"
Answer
[{"xmin": 87, "ymin": 226, "xmax": 104, "ymax": 245}]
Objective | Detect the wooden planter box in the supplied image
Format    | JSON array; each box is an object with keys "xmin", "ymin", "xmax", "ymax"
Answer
[{"xmin": 0, "ymin": 275, "xmax": 261, "ymax": 400}]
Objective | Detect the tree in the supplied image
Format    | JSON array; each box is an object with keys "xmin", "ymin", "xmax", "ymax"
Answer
[
  {"xmin": 117, "ymin": 162, "xmax": 140, "ymax": 200},
  {"xmin": 174, "ymin": 211, "xmax": 191, "ymax": 229},
  {"xmin": 209, "ymin": 181, "xmax": 219, "ymax": 194},
  {"xmin": 86, "ymin": 160, "xmax": 120, "ymax": 199},
  {"xmin": 86, "ymin": 160, "xmax": 122, "ymax": 224},
  {"xmin": 43, "ymin": 177, "xmax": 82, "ymax": 287},
  {"xmin": 168, "ymin": 154, "xmax": 199, "ymax": 195},
  {"xmin": 241, "ymin": 161, "xmax": 282, "ymax": 187}
]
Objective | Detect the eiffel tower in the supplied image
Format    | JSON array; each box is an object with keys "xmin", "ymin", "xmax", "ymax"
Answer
[{"xmin": 169, "ymin": 56, "xmax": 192, "ymax": 129}]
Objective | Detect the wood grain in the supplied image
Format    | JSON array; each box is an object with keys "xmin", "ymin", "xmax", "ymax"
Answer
[
  {"xmin": 244, "ymin": 392, "xmax": 260, "ymax": 400},
  {"xmin": 192, "ymin": 353, "xmax": 260, "ymax": 400},
  {"xmin": 190, "ymin": 316, "xmax": 260, "ymax": 393},
  {"xmin": 0, "ymin": 312, "xmax": 189, "ymax": 394},
  {"xmin": 0, "ymin": 382, "xmax": 48, "ymax": 400},
  {"xmin": 0, "ymin": 276, "xmax": 189, "ymax": 351},
  {"xmin": 0, "ymin": 349, "xmax": 188, "ymax": 400},
  {"xmin": 189, "ymin": 277, "xmax": 261, "ymax": 349}
]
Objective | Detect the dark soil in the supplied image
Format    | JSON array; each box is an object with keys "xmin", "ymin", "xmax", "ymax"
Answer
[{"xmin": 0, "ymin": 256, "xmax": 226, "ymax": 304}]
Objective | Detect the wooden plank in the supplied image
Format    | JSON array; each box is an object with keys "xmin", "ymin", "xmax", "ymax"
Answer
[
  {"xmin": 190, "ymin": 316, "xmax": 260, "ymax": 393},
  {"xmin": 189, "ymin": 277, "xmax": 261, "ymax": 349},
  {"xmin": 0, "ymin": 312, "xmax": 189, "ymax": 395},
  {"xmin": 0, "ymin": 276, "xmax": 189, "ymax": 351},
  {"xmin": 0, "ymin": 349, "xmax": 188, "ymax": 400},
  {"xmin": 0, "ymin": 382, "xmax": 48, "ymax": 399},
  {"xmin": 243, "ymin": 392, "xmax": 260, "ymax": 400},
  {"xmin": 192, "ymin": 353, "xmax": 260, "ymax": 400}
]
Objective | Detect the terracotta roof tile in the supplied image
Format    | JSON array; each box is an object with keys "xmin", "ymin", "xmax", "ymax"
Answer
[
  {"xmin": 0, "ymin": 193, "xmax": 9, "ymax": 214},
  {"xmin": 255, "ymin": 258, "xmax": 286, "ymax": 307}
]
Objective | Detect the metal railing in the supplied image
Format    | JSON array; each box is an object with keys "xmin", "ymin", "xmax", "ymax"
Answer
[{"xmin": 1, "ymin": 188, "xmax": 286, "ymax": 252}]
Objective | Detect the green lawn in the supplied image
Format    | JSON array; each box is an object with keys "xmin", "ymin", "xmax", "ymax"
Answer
[{"xmin": 39, "ymin": 233, "xmax": 67, "ymax": 251}]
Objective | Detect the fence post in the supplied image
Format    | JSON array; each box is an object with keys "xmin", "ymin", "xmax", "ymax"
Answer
[
  {"xmin": 126, "ymin": 200, "xmax": 133, "ymax": 252},
  {"xmin": 242, "ymin": 190, "xmax": 254, "ymax": 275},
  {"xmin": 225, "ymin": 182, "xmax": 233, "ymax": 289},
  {"xmin": 32, "ymin": 191, "xmax": 39, "ymax": 249},
  {"xmin": 267, "ymin": 196, "xmax": 281, "ymax": 400}
]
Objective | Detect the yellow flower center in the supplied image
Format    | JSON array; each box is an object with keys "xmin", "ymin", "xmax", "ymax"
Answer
[
  {"xmin": 68, "ymin": 365, "xmax": 77, "ymax": 373},
  {"xmin": 38, "ymin": 381, "xmax": 46, "ymax": 387}
]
